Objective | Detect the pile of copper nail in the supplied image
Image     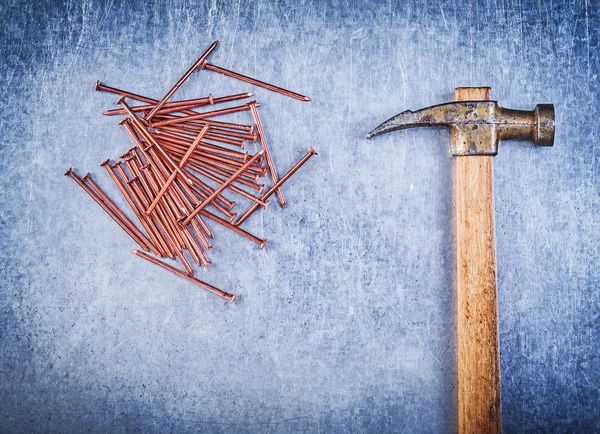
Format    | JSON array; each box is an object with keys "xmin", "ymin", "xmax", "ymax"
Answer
[{"xmin": 65, "ymin": 40, "xmax": 316, "ymax": 302}]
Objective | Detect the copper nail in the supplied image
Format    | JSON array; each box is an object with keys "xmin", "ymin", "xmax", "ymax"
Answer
[
  {"xmin": 133, "ymin": 250, "xmax": 234, "ymax": 301},
  {"xmin": 211, "ymin": 92, "xmax": 253, "ymax": 105},
  {"xmin": 236, "ymin": 147, "xmax": 317, "ymax": 226},
  {"xmin": 200, "ymin": 210, "xmax": 266, "ymax": 249},
  {"xmin": 64, "ymin": 168, "xmax": 150, "ymax": 251},
  {"xmin": 95, "ymin": 81, "xmax": 201, "ymax": 117},
  {"xmin": 95, "ymin": 81, "xmax": 156, "ymax": 104},
  {"xmin": 103, "ymin": 95, "xmax": 214, "ymax": 116},
  {"xmin": 203, "ymin": 119, "xmax": 254, "ymax": 132},
  {"xmin": 82, "ymin": 172, "xmax": 158, "ymax": 254},
  {"xmin": 145, "ymin": 41, "xmax": 219, "ymax": 120},
  {"xmin": 151, "ymin": 102, "xmax": 256, "ymax": 128},
  {"xmin": 208, "ymin": 127, "xmax": 258, "ymax": 143},
  {"xmin": 249, "ymin": 101, "xmax": 285, "ymax": 208},
  {"xmin": 202, "ymin": 62, "xmax": 310, "ymax": 102}
]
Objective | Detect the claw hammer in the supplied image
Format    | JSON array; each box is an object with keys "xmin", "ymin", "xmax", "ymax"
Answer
[{"xmin": 367, "ymin": 87, "xmax": 555, "ymax": 433}]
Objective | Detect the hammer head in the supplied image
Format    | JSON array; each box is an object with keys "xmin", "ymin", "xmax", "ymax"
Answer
[{"xmin": 367, "ymin": 100, "xmax": 555, "ymax": 156}]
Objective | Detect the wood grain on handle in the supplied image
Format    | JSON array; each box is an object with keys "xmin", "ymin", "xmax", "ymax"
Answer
[{"xmin": 454, "ymin": 87, "xmax": 502, "ymax": 434}]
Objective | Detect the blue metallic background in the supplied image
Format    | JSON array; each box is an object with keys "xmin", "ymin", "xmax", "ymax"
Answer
[{"xmin": 1, "ymin": 0, "xmax": 598, "ymax": 432}]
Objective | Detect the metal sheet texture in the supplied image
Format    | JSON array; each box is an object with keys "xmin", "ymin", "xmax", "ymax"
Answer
[{"xmin": 1, "ymin": 0, "xmax": 598, "ymax": 432}]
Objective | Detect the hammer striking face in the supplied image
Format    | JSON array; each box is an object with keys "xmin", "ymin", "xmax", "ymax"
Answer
[{"xmin": 367, "ymin": 100, "xmax": 555, "ymax": 155}]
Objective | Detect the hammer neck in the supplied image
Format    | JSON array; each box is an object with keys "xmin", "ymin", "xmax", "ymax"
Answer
[{"xmin": 495, "ymin": 106, "xmax": 536, "ymax": 143}]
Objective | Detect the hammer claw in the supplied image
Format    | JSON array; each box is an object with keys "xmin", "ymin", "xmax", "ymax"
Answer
[
  {"xmin": 366, "ymin": 103, "xmax": 458, "ymax": 139},
  {"xmin": 367, "ymin": 100, "xmax": 554, "ymax": 156},
  {"xmin": 366, "ymin": 110, "xmax": 415, "ymax": 139}
]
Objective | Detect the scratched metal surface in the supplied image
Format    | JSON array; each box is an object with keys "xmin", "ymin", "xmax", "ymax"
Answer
[{"xmin": 0, "ymin": 0, "xmax": 598, "ymax": 432}]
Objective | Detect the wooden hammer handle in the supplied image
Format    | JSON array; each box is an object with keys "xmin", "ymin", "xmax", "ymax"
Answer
[{"xmin": 454, "ymin": 87, "xmax": 501, "ymax": 433}]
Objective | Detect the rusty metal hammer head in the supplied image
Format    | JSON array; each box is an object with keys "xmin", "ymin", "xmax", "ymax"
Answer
[{"xmin": 367, "ymin": 99, "xmax": 555, "ymax": 156}]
